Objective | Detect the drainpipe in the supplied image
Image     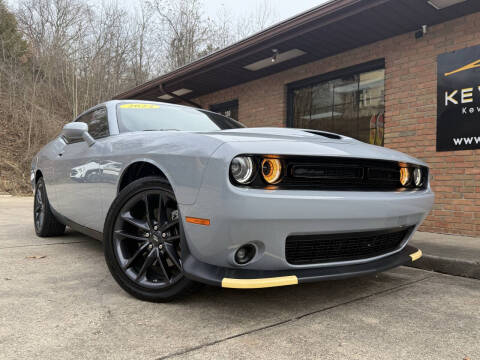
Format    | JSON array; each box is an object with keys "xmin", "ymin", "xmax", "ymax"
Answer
[{"xmin": 159, "ymin": 84, "xmax": 202, "ymax": 108}]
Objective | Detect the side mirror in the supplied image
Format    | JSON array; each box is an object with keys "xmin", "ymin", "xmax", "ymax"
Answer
[{"xmin": 61, "ymin": 122, "xmax": 95, "ymax": 146}]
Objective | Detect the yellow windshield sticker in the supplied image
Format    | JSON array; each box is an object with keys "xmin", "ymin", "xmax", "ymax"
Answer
[{"xmin": 119, "ymin": 104, "xmax": 160, "ymax": 109}]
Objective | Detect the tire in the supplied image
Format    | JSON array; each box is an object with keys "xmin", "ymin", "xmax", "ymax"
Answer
[
  {"xmin": 34, "ymin": 178, "xmax": 66, "ymax": 237},
  {"xmin": 103, "ymin": 177, "xmax": 200, "ymax": 302}
]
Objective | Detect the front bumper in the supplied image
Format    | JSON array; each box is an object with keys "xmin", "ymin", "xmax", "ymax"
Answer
[
  {"xmin": 177, "ymin": 143, "xmax": 433, "ymax": 285},
  {"xmin": 179, "ymin": 181, "xmax": 434, "ymax": 271},
  {"xmin": 182, "ymin": 245, "xmax": 422, "ymax": 288}
]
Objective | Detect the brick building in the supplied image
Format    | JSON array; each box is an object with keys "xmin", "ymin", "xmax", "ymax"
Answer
[{"xmin": 116, "ymin": 0, "xmax": 480, "ymax": 237}]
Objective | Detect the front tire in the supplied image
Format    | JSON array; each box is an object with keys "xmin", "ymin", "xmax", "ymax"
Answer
[
  {"xmin": 103, "ymin": 177, "xmax": 199, "ymax": 302},
  {"xmin": 34, "ymin": 178, "xmax": 66, "ymax": 237}
]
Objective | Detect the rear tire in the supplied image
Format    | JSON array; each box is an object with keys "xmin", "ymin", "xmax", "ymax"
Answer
[
  {"xmin": 34, "ymin": 178, "xmax": 66, "ymax": 237},
  {"xmin": 103, "ymin": 177, "xmax": 200, "ymax": 302}
]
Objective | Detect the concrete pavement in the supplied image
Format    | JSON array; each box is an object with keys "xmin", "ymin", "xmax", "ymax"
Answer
[
  {"xmin": 1, "ymin": 196, "xmax": 479, "ymax": 359},
  {"xmin": 409, "ymin": 231, "xmax": 480, "ymax": 280}
]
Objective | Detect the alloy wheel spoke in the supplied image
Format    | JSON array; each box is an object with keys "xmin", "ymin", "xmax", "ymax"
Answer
[
  {"xmin": 124, "ymin": 242, "xmax": 149, "ymax": 269},
  {"xmin": 143, "ymin": 194, "xmax": 154, "ymax": 231},
  {"xmin": 114, "ymin": 230, "xmax": 149, "ymax": 242},
  {"xmin": 35, "ymin": 203, "xmax": 42, "ymax": 214},
  {"xmin": 156, "ymin": 248, "xmax": 171, "ymax": 281},
  {"xmin": 36, "ymin": 190, "xmax": 42, "ymax": 204},
  {"xmin": 161, "ymin": 220, "xmax": 179, "ymax": 232},
  {"xmin": 164, "ymin": 242, "xmax": 182, "ymax": 270},
  {"xmin": 166, "ymin": 235, "xmax": 180, "ymax": 242},
  {"xmin": 121, "ymin": 212, "xmax": 149, "ymax": 232},
  {"xmin": 135, "ymin": 249, "xmax": 156, "ymax": 282},
  {"xmin": 158, "ymin": 194, "xmax": 168, "ymax": 225}
]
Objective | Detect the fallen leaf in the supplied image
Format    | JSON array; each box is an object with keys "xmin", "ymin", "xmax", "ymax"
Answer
[
  {"xmin": 26, "ymin": 255, "xmax": 46, "ymax": 259},
  {"xmin": 464, "ymin": 357, "xmax": 471, "ymax": 360}
]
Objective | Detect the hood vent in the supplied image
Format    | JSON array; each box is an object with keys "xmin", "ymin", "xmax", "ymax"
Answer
[{"xmin": 303, "ymin": 130, "xmax": 342, "ymax": 140}]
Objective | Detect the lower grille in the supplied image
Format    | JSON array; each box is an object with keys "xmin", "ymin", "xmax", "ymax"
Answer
[{"xmin": 285, "ymin": 226, "xmax": 414, "ymax": 265}]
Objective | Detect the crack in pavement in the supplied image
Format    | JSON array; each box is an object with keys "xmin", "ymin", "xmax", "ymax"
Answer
[
  {"xmin": 0, "ymin": 240, "xmax": 90, "ymax": 250},
  {"xmin": 153, "ymin": 274, "xmax": 436, "ymax": 360}
]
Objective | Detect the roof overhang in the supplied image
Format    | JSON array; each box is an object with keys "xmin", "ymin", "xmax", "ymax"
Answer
[{"xmin": 114, "ymin": 0, "xmax": 480, "ymax": 103}]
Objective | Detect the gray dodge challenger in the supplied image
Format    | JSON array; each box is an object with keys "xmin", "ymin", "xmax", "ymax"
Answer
[{"xmin": 31, "ymin": 100, "xmax": 434, "ymax": 301}]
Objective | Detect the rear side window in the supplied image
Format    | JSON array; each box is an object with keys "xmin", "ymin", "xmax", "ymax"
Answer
[{"xmin": 76, "ymin": 107, "xmax": 109, "ymax": 139}]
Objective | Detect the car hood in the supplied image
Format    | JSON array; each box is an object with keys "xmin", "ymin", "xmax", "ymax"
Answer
[
  {"xmin": 114, "ymin": 128, "xmax": 426, "ymax": 167},
  {"xmin": 204, "ymin": 127, "xmax": 355, "ymax": 143},
  {"xmin": 203, "ymin": 128, "xmax": 427, "ymax": 167}
]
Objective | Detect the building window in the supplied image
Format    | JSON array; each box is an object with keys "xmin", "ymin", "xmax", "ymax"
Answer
[
  {"xmin": 287, "ymin": 62, "xmax": 385, "ymax": 145},
  {"xmin": 210, "ymin": 100, "xmax": 239, "ymax": 121}
]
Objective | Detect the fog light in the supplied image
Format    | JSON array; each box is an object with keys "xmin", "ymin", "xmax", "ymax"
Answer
[{"xmin": 234, "ymin": 244, "xmax": 256, "ymax": 265}]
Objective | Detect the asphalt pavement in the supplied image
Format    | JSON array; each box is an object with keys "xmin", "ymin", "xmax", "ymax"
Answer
[{"xmin": 1, "ymin": 196, "xmax": 479, "ymax": 360}]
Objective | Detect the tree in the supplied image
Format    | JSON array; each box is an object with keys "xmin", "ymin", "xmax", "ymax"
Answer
[
  {"xmin": 0, "ymin": 0, "xmax": 279, "ymax": 194},
  {"xmin": 149, "ymin": 0, "xmax": 216, "ymax": 71},
  {"xmin": 149, "ymin": 0, "xmax": 278, "ymax": 71},
  {"xmin": 0, "ymin": 0, "xmax": 27, "ymax": 60},
  {"xmin": 234, "ymin": 0, "xmax": 277, "ymax": 41}
]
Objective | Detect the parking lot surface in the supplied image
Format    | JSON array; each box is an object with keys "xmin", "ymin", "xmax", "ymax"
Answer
[{"xmin": 1, "ymin": 196, "xmax": 479, "ymax": 360}]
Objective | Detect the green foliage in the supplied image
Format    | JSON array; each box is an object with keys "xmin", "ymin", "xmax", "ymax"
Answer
[{"xmin": 0, "ymin": 0, "xmax": 27, "ymax": 61}]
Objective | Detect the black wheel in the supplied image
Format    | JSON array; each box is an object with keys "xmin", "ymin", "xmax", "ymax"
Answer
[
  {"xmin": 103, "ymin": 177, "xmax": 200, "ymax": 302},
  {"xmin": 34, "ymin": 178, "xmax": 66, "ymax": 237}
]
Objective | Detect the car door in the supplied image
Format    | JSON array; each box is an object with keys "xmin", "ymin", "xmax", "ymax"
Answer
[{"xmin": 54, "ymin": 107, "xmax": 109, "ymax": 231}]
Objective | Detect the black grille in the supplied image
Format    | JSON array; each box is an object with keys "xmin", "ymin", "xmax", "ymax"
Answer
[
  {"xmin": 283, "ymin": 157, "xmax": 426, "ymax": 191},
  {"xmin": 285, "ymin": 226, "xmax": 414, "ymax": 265},
  {"xmin": 234, "ymin": 155, "xmax": 428, "ymax": 191}
]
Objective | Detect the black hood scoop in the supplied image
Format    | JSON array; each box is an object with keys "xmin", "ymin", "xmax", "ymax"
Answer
[{"xmin": 302, "ymin": 130, "xmax": 343, "ymax": 140}]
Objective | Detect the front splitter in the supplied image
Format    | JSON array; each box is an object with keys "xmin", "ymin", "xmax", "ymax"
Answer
[{"xmin": 182, "ymin": 246, "xmax": 422, "ymax": 289}]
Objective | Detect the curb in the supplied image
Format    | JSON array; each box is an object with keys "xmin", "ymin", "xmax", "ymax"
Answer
[{"xmin": 407, "ymin": 254, "xmax": 480, "ymax": 280}]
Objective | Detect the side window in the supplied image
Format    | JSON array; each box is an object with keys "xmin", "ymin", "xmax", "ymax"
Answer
[{"xmin": 76, "ymin": 107, "xmax": 109, "ymax": 139}]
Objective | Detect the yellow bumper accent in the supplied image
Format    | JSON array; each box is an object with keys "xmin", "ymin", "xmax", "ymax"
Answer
[
  {"xmin": 221, "ymin": 275, "xmax": 298, "ymax": 289},
  {"xmin": 410, "ymin": 249, "xmax": 422, "ymax": 262}
]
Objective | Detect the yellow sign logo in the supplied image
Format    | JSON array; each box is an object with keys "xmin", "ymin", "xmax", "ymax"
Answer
[
  {"xmin": 445, "ymin": 59, "xmax": 480, "ymax": 77},
  {"xmin": 119, "ymin": 104, "xmax": 160, "ymax": 109}
]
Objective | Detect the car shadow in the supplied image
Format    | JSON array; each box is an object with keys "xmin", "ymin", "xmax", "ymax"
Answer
[{"xmin": 64, "ymin": 228, "xmax": 422, "ymax": 315}]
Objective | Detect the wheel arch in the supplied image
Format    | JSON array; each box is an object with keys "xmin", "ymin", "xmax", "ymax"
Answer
[
  {"xmin": 35, "ymin": 169, "xmax": 44, "ymax": 184},
  {"xmin": 117, "ymin": 159, "xmax": 175, "ymax": 194}
]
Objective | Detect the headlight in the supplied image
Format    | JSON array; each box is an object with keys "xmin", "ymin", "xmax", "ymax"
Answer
[
  {"xmin": 399, "ymin": 167, "xmax": 411, "ymax": 186},
  {"xmin": 413, "ymin": 168, "xmax": 423, "ymax": 187},
  {"xmin": 230, "ymin": 156, "xmax": 254, "ymax": 184},
  {"xmin": 261, "ymin": 158, "xmax": 283, "ymax": 184}
]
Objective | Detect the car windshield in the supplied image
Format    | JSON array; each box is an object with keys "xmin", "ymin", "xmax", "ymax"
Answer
[{"xmin": 116, "ymin": 102, "xmax": 245, "ymax": 132}]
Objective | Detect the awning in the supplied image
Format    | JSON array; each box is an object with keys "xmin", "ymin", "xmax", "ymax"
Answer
[{"xmin": 114, "ymin": 0, "xmax": 479, "ymax": 103}]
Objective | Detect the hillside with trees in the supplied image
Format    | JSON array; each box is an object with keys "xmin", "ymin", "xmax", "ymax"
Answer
[{"xmin": 0, "ymin": 0, "xmax": 275, "ymax": 193}]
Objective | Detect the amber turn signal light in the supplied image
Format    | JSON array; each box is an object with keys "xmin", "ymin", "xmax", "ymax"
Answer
[{"xmin": 186, "ymin": 217, "xmax": 210, "ymax": 226}]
